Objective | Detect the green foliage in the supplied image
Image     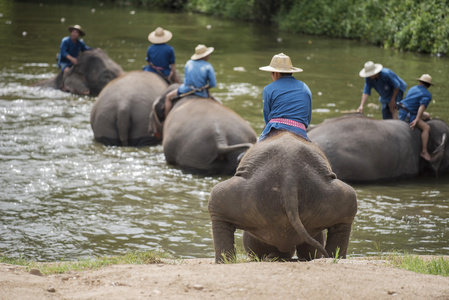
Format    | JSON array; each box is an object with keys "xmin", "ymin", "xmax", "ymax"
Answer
[
  {"xmin": 331, "ymin": 247, "xmax": 341, "ymax": 264},
  {"xmin": 0, "ymin": 250, "xmax": 173, "ymax": 275},
  {"xmin": 109, "ymin": 0, "xmax": 448, "ymax": 54},
  {"xmin": 277, "ymin": 0, "xmax": 449, "ymax": 54},
  {"xmin": 388, "ymin": 253, "xmax": 449, "ymax": 277}
]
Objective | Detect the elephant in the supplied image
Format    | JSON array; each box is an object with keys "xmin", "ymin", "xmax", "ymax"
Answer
[
  {"xmin": 308, "ymin": 114, "xmax": 449, "ymax": 183},
  {"xmin": 90, "ymin": 71, "xmax": 168, "ymax": 146},
  {"xmin": 149, "ymin": 85, "xmax": 258, "ymax": 175},
  {"xmin": 34, "ymin": 48, "xmax": 124, "ymax": 96},
  {"xmin": 208, "ymin": 131, "xmax": 358, "ymax": 263}
]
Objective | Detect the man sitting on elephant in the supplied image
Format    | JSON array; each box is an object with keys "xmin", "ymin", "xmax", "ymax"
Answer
[
  {"xmin": 398, "ymin": 74, "xmax": 434, "ymax": 161},
  {"xmin": 57, "ymin": 25, "xmax": 91, "ymax": 75},
  {"xmin": 164, "ymin": 44, "xmax": 217, "ymax": 117},
  {"xmin": 357, "ymin": 61, "xmax": 407, "ymax": 119},
  {"xmin": 258, "ymin": 53, "xmax": 312, "ymax": 141},
  {"xmin": 143, "ymin": 27, "xmax": 179, "ymax": 84}
]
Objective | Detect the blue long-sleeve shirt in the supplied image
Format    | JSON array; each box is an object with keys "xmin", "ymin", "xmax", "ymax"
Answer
[
  {"xmin": 363, "ymin": 68, "xmax": 407, "ymax": 105},
  {"xmin": 178, "ymin": 59, "xmax": 216, "ymax": 98},
  {"xmin": 260, "ymin": 76, "xmax": 312, "ymax": 138},
  {"xmin": 144, "ymin": 43, "xmax": 175, "ymax": 77},
  {"xmin": 57, "ymin": 36, "xmax": 90, "ymax": 69},
  {"xmin": 400, "ymin": 85, "xmax": 432, "ymax": 114}
]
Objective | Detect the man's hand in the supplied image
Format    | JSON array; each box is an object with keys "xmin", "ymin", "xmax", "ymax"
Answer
[
  {"xmin": 410, "ymin": 119, "xmax": 418, "ymax": 130},
  {"xmin": 388, "ymin": 100, "xmax": 397, "ymax": 113}
]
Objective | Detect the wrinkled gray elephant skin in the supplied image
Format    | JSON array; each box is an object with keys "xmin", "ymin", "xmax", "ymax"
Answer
[
  {"xmin": 34, "ymin": 48, "xmax": 124, "ymax": 96},
  {"xmin": 208, "ymin": 132, "xmax": 357, "ymax": 263},
  {"xmin": 90, "ymin": 71, "xmax": 168, "ymax": 146},
  {"xmin": 308, "ymin": 114, "xmax": 449, "ymax": 183},
  {"xmin": 160, "ymin": 92, "xmax": 257, "ymax": 175}
]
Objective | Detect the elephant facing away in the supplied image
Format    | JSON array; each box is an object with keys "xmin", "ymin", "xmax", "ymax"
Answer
[
  {"xmin": 208, "ymin": 132, "xmax": 358, "ymax": 263},
  {"xmin": 149, "ymin": 86, "xmax": 258, "ymax": 175},
  {"xmin": 90, "ymin": 71, "xmax": 168, "ymax": 146},
  {"xmin": 308, "ymin": 114, "xmax": 449, "ymax": 183},
  {"xmin": 34, "ymin": 48, "xmax": 124, "ymax": 96}
]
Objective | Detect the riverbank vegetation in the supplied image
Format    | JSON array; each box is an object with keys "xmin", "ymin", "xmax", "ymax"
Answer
[
  {"xmin": 1, "ymin": 251, "xmax": 448, "ymax": 276},
  {"xmin": 136, "ymin": 0, "xmax": 448, "ymax": 55}
]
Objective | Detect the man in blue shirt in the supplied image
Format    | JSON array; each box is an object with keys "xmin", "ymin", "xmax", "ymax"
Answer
[
  {"xmin": 143, "ymin": 27, "xmax": 178, "ymax": 84},
  {"xmin": 164, "ymin": 44, "xmax": 216, "ymax": 117},
  {"xmin": 399, "ymin": 74, "xmax": 434, "ymax": 161},
  {"xmin": 357, "ymin": 61, "xmax": 407, "ymax": 119},
  {"xmin": 57, "ymin": 25, "xmax": 90, "ymax": 74},
  {"xmin": 258, "ymin": 53, "xmax": 312, "ymax": 141}
]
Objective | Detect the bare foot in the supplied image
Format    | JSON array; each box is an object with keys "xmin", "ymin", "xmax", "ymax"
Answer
[{"xmin": 421, "ymin": 151, "xmax": 431, "ymax": 161}]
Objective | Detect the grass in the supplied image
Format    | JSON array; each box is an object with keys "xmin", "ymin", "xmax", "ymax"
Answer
[
  {"xmin": 385, "ymin": 253, "xmax": 449, "ymax": 277},
  {"xmin": 368, "ymin": 242, "xmax": 449, "ymax": 277},
  {"xmin": 2, "ymin": 248, "xmax": 448, "ymax": 277},
  {"xmin": 0, "ymin": 250, "xmax": 174, "ymax": 275}
]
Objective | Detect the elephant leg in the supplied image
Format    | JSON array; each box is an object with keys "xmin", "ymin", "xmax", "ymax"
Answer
[
  {"xmin": 211, "ymin": 220, "xmax": 236, "ymax": 264},
  {"xmin": 243, "ymin": 231, "xmax": 294, "ymax": 261},
  {"xmin": 325, "ymin": 223, "xmax": 352, "ymax": 258},
  {"xmin": 296, "ymin": 231, "xmax": 325, "ymax": 261}
]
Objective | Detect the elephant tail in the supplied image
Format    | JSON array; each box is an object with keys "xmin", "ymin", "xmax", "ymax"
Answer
[
  {"xmin": 283, "ymin": 171, "xmax": 330, "ymax": 258},
  {"xmin": 214, "ymin": 123, "xmax": 253, "ymax": 155},
  {"xmin": 430, "ymin": 133, "xmax": 447, "ymax": 174},
  {"xmin": 117, "ymin": 104, "xmax": 131, "ymax": 146}
]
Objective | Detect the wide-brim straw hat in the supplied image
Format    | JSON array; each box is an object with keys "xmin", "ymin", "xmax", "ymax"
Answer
[
  {"xmin": 148, "ymin": 27, "xmax": 172, "ymax": 44},
  {"xmin": 191, "ymin": 44, "xmax": 214, "ymax": 60},
  {"xmin": 68, "ymin": 25, "xmax": 85, "ymax": 37},
  {"xmin": 359, "ymin": 61, "xmax": 383, "ymax": 78},
  {"xmin": 259, "ymin": 53, "xmax": 303, "ymax": 73},
  {"xmin": 417, "ymin": 74, "xmax": 434, "ymax": 85}
]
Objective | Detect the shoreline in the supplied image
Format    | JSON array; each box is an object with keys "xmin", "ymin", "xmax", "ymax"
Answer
[{"xmin": 2, "ymin": 256, "xmax": 448, "ymax": 299}]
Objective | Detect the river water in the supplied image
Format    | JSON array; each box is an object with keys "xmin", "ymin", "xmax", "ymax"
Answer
[{"xmin": 1, "ymin": 1, "xmax": 448, "ymax": 261}]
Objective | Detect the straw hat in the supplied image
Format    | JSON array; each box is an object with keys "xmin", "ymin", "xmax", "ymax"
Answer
[
  {"xmin": 68, "ymin": 25, "xmax": 85, "ymax": 37},
  {"xmin": 259, "ymin": 53, "xmax": 303, "ymax": 73},
  {"xmin": 359, "ymin": 61, "xmax": 383, "ymax": 78},
  {"xmin": 417, "ymin": 74, "xmax": 434, "ymax": 85},
  {"xmin": 191, "ymin": 44, "xmax": 214, "ymax": 60},
  {"xmin": 148, "ymin": 27, "xmax": 173, "ymax": 44}
]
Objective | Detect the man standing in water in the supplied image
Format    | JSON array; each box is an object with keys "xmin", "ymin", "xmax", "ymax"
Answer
[
  {"xmin": 57, "ymin": 25, "xmax": 90, "ymax": 74},
  {"xmin": 357, "ymin": 61, "xmax": 407, "ymax": 119},
  {"xmin": 258, "ymin": 53, "xmax": 312, "ymax": 141}
]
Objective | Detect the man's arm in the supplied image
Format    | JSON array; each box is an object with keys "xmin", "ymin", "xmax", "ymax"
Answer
[
  {"xmin": 389, "ymin": 87, "xmax": 400, "ymax": 113},
  {"xmin": 410, "ymin": 104, "xmax": 426, "ymax": 129},
  {"xmin": 357, "ymin": 93, "xmax": 369, "ymax": 114}
]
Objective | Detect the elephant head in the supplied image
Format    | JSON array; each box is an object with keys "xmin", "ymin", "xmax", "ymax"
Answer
[
  {"xmin": 34, "ymin": 48, "xmax": 124, "ymax": 96},
  {"xmin": 148, "ymin": 84, "xmax": 180, "ymax": 140}
]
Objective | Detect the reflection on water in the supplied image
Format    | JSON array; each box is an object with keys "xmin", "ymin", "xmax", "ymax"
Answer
[{"xmin": 0, "ymin": 1, "xmax": 448, "ymax": 261}]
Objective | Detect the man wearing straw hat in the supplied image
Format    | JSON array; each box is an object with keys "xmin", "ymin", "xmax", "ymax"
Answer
[
  {"xmin": 258, "ymin": 53, "xmax": 312, "ymax": 141},
  {"xmin": 398, "ymin": 74, "xmax": 434, "ymax": 161},
  {"xmin": 57, "ymin": 25, "xmax": 91, "ymax": 74},
  {"xmin": 357, "ymin": 61, "xmax": 407, "ymax": 119},
  {"xmin": 164, "ymin": 44, "xmax": 216, "ymax": 117},
  {"xmin": 143, "ymin": 27, "xmax": 179, "ymax": 83}
]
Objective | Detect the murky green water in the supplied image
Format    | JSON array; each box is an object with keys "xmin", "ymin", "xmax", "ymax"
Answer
[{"xmin": 1, "ymin": 1, "xmax": 448, "ymax": 261}]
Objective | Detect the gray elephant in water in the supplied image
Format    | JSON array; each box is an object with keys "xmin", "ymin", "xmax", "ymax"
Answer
[
  {"xmin": 34, "ymin": 48, "xmax": 124, "ymax": 96},
  {"xmin": 308, "ymin": 114, "xmax": 449, "ymax": 183},
  {"xmin": 149, "ymin": 85, "xmax": 257, "ymax": 175},
  {"xmin": 90, "ymin": 71, "xmax": 168, "ymax": 146},
  {"xmin": 208, "ymin": 132, "xmax": 358, "ymax": 263}
]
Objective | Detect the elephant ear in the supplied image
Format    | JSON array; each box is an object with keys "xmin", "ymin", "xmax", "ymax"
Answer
[{"xmin": 430, "ymin": 133, "xmax": 447, "ymax": 173}]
